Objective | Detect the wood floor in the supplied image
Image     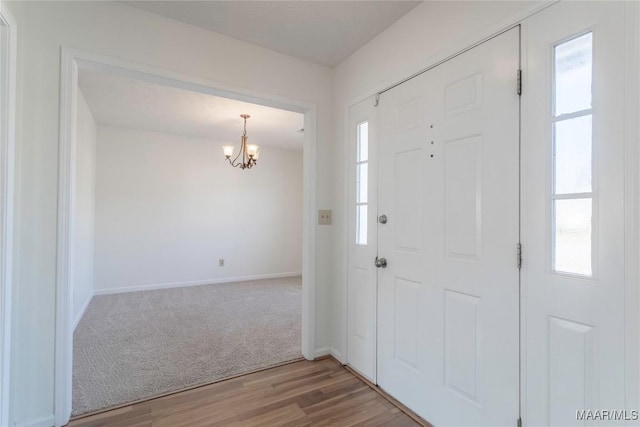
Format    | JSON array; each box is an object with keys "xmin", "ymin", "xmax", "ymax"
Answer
[{"xmin": 67, "ymin": 358, "xmax": 423, "ymax": 427}]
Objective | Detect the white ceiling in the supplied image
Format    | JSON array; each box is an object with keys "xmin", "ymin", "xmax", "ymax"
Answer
[
  {"xmin": 79, "ymin": 68, "xmax": 305, "ymax": 151},
  {"xmin": 123, "ymin": 1, "xmax": 422, "ymax": 67}
]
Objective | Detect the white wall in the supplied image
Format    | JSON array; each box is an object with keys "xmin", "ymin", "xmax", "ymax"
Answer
[
  {"xmin": 5, "ymin": 1, "xmax": 334, "ymax": 425},
  {"xmin": 72, "ymin": 90, "xmax": 96, "ymax": 328},
  {"xmin": 94, "ymin": 126, "xmax": 302, "ymax": 293},
  {"xmin": 330, "ymin": 1, "xmax": 541, "ymax": 358}
]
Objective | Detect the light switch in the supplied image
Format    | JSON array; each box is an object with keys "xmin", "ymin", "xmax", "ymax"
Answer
[{"xmin": 318, "ymin": 209, "xmax": 332, "ymax": 225}]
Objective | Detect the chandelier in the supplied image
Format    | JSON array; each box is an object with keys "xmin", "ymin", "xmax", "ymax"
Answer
[{"xmin": 222, "ymin": 114, "xmax": 259, "ymax": 170}]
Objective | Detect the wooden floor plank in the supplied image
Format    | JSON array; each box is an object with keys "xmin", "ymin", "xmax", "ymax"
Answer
[{"xmin": 68, "ymin": 359, "xmax": 422, "ymax": 427}]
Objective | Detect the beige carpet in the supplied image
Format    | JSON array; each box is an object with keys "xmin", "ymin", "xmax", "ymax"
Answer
[{"xmin": 72, "ymin": 276, "xmax": 302, "ymax": 416}]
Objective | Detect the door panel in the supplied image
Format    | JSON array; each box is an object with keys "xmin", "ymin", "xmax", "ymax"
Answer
[
  {"xmin": 523, "ymin": 2, "xmax": 627, "ymax": 425},
  {"xmin": 347, "ymin": 98, "xmax": 377, "ymax": 381},
  {"xmin": 394, "ymin": 148, "xmax": 423, "ymax": 252},
  {"xmin": 444, "ymin": 289, "xmax": 481, "ymax": 403},
  {"xmin": 444, "ymin": 135, "xmax": 482, "ymax": 259},
  {"xmin": 377, "ymin": 27, "xmax": 520, "ymax": 426}
]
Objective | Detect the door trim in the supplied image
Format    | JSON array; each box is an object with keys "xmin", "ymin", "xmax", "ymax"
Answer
[
  {"xmin": 55, "ymin": 48, "xmax": 318, "ymax": 426},
  {"xmin": 0, "ymin": 5, "xmax": 16, "ymax": 427},
  {"xmin": 623, "ymin": 0, "xmax": 640, "ymax": 413}
]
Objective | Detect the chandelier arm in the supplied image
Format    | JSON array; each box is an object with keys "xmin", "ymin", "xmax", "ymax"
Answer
[
  {"xmin": 232, "ymin": 149, "xmax": 246, "ymax": 167},
  {"xmin": 230, "ymin": 145, "xmax": 243, "ymax": 166},
  {"xmin": 227, "ymin": 157, "xmax": 243, "ymax": 168}
]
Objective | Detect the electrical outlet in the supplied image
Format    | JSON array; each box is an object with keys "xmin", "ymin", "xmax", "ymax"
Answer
[
  {"xmin": 318, "ymin": 209, "xmax": 332, "ymax": 225},
  {"xmin": 219, "ymin": 259, "xmax": 224, "ymax": 267}
]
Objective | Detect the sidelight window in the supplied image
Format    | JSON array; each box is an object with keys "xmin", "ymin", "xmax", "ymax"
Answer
[
  {"xmin": 551, "ymin": 32, "xmax": 593, "ymax": 276},
  {"xmin": 356, "ymin": 121, "xmax": 369, "ymax": 245}
]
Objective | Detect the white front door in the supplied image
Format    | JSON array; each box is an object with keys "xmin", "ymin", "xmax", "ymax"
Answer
[
  {"xmin": 377, "ymin": 28, "xmax": 520, "ymax": 425},
  {"xmin": 522, "ymin": 2, "xmax": 629, "ymax": 425},
  {"xmin": 347, "ymin": 98, "xmax": 378, "ymax": 381}
]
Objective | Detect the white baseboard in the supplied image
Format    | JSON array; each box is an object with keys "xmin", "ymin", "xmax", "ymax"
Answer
[
  {"xmin": 314, "ymin": 347, "xmax": 331, "ymax": 359},
  {"xmin": 330, "ymin": 348, "xmax": 345, "ymax": 364},
  {"xmin": 314, "ymin": 347, "xmax": 345, "ymax": 363},
  {"xmin": 15, "ymin": 415, "xmax": 54, "ymax": 427},
  {"xmin": 72, "ymin": 294, "xmax": 93, "ymax": 331},
  {"xmin": 94, "ymin": 272, "xmax": 303, "ymax": 296}
]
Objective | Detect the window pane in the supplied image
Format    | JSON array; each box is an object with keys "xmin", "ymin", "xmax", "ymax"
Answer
[
  {"xmin": 356, "ymin": 120, "xmax": 369, "ymax": 245},
  {"xmin": 357, "ymin": 122, "xmax": 369, "ymax": 162},
  {"xmin": 554, "ymin": 32, "xmax": 592, "ymax": 116},
  {"xmin": 356, "ymin": 205, "xmax": 368, "ymax": 245},
  {"xmin": 357, "ymin": 163, "xmax": 368, "ymax": 204},
  {"xmin": 554, "ymin": 115, "xmax": 592, "ymax": 194},
  {"xmin": 554, "ymin": 198, "xmax": 592, "ymax": 276}
]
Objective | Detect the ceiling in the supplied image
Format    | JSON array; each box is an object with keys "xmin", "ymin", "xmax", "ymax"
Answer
[
  {"xmin": 123, "ymin": 1, "xmax": 422, "ymax": 67},
  {"xmin": 79, "ymin": 68, "xmax": 305, "ymax": 151}
]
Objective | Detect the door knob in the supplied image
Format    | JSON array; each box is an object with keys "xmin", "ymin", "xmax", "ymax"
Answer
[
  {"xmin": 375, "ymin": 257, "xmax": 387, "ymax": 268},
  {"xmin": 378, "ymin": 214, "xmax": 388, "ymax": 224}
]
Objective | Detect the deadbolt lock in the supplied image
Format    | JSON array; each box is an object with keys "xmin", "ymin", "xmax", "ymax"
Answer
[{"xmin": 378, "ymin": 214, "xmax": 388, "ymax": 224}]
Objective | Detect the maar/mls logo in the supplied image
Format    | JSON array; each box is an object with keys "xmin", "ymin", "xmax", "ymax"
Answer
[{"xmin": 576, "ymin": 410, "xmax": 639, "ymax": 421}]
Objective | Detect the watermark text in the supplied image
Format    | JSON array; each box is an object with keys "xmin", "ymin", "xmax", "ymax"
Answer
[{"xmin": 576, "ymin": 410, "xmax": 639, "ymax": 421}]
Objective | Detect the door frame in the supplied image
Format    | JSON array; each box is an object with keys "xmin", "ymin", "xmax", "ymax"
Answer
[
  {"xmin": 626, "ymin": 0, "xmax": 640, "ymax": 412},
  {"xmin": 343, "ymin": 0, "xmax": 640, "ymax": 420},
  {"xmin": 621, "ymin": 0, "xmax": 640, "ymax": 413},
  {"xmin": 55, "ymin": 48, "xmax": 318, "ymax": 426},
  {"xmin": 0, "ymin": 5, "xmax": 16, "ymax": 427}
]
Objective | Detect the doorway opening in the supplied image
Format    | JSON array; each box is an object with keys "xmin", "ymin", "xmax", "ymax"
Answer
[{"xmin": 56, "ymin": 49, "xmax": 317, "ymax": 426}]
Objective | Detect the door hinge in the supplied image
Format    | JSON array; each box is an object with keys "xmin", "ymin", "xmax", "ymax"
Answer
[
  {"xmin": 517, "ymin": 417, "xmax": 522, "ymax": 427},
  {"xmin": 517, "ymin": 69, "xmax": 522, "ymax": 96},
  {"xmin": 517, "ymin": 243, "xmax": 522, "ymax": 269}
]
